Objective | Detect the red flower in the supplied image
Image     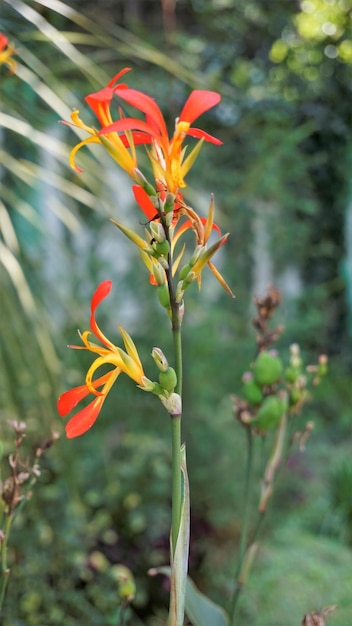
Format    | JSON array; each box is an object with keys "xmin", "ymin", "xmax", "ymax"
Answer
[
  {"xmin": 58, "ymin": 281, "xmax": 147, "ymax": 438},
  {"xmin": 63, "ymin": 69, "xmax": 151, "ymax": 177},
  {"xmin": 99, "ymin": 88, "xmax": 222, "ymax": 193}
]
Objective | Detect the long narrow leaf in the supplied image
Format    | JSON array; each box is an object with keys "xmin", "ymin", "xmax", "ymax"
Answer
[
  {"xmin": 185, "ymin": 577, "xmax": 229, "ymax": 626},
  {"xmin": 169, "ymin": 444, "xmax": 190, "ymax": 626}
]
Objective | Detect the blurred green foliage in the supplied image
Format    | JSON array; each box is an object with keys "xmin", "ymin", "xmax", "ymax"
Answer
[{"xmin": 1, "ymin": 0, "xmax": 351, "ymax": 624}]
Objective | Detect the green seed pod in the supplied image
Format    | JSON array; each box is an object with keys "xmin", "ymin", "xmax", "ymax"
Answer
[
  {"xmin": 157, "ymin": 284, "xmax": 170, "ymax": 308},
  {"xmin": 253, "ymin": 351, "xmax": 283, "ymax": 386},
  {"xmin": 243, "ymin": 380, "xmax": 263, "ymax": 404},
  {"xmin": 285, "ymin": 366, "xmax": 300, "ymax": 384},
  {"xmin": 159, "ymin": 367, "xmax": 177, "ymax": 392},
  {"xmin": 0, "ymin": 439, "xmax": 3, "ymax": 462},
  {"xmin": 254, "ymin": 395, "xmax": 286, "ymax": 430}
]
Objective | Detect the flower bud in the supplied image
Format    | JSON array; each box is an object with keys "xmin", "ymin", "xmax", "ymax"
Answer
[
  {"xmin": 154, "ymin": 240, "xmax": 170, "ymax": 257},
  {"xmin": 159, "ymin": 367, "xmax": 177, "ymax": 392},
  {"xmin": 157, "ymin": 284, "xmax": 171, "ymax": 308},
  {"xmin": 151, "ymin": 347, "xmax": 169, "ymax": 372},
  {"xmin": 164, "ymin": 193, "xmax": 175, "ymax": 213},
  {"xmin": 182, "ymin": 271, "xmax": 196, "ymax": 290},
  {"xmin": 289, "ymin": 343, "xmax": 302, "ymax": 369},
  {"xmin": 318, "ymin": 354, "xmax": 328, "ymax": 377},
  {"xmin": 133, "ymin": 169, "xmax": 156, "ymax": 196},
  {"xmin": 189, "ymin": 245, "xmax": 203, "ymax": 266},
  {"xmin": 175, "ymin": 281, "xmax": 185, "ymax": 304},
  {"xmin": 179, "ymin": 263, "xmax": 192, "ymax": 281},
  {"xmin": 253, "ymin": 351, "xmax": 283, "ymax": 386},
  {"xmin": 150, "ymin": 222, "xmax": 166, "ymax": 243},
  {"xmin": 152, "ymin": 262, "xmax": 166, "ymax": 286},
  {"xmin": 158, "ymin": 255, "xmax": 169, "ymax": 270},
  {"xmin": 159, "ymin": 392, "xmax": 182, "ymax": 417}
]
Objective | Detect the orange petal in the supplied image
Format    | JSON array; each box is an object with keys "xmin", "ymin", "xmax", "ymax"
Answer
[
  {"xmin": 116, "ymin": 89, "xmax": 168, "ymax": 142},
  {"xmin": 57, "ymin": 372, "xmax": 112, "ymax": 416},
  {"xmin": 179, "ymin": 90, "xmax": 221, "ymax": 125},
  {"xmin": 132, "ymin": 185, "xmax": 158, "ymax": 220},
  {"xmin": 65, "ymin": 396, "xmax": 105, "ymax": 438},
  {"xmin": 90, "ymin": 281, "xmax": 115, "ymax": 350},
  {"xmin": 108, "ymin": 67, "xmax": 132, "ymax": 88}
]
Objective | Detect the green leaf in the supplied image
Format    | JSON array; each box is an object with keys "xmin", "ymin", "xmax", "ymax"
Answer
[
  {"xmin": 185, "ymin": 577, "xmax": 229, "ymax": 626},
  {"xmin": 169, "ymin": 444, "xmax": 190, "ymax": 626}
]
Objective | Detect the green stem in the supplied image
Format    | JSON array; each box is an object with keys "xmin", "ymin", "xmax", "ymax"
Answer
[
  {"xmin": 160, "ymin": 202, "xmax": 184, "ymax": 554},
  {"xmin": 229, "ymin": 426, "xmax": 254, "ymax": 625},
  {"xmin": 170, "ymin": 311, "xmax": 183, "ymax": 554}
]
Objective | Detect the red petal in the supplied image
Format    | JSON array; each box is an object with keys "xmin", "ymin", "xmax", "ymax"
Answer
[
  {"xmin": 85, "ymin": 87, "xmax": 113, "ymax": 118},
  {"xmin": 57, "ymin": 372, "xmax": 112, "ymax": 416},
  {"xmin": 119, "ymin": 131, "xmax": 152, "ymax": 147},
  {"xmin": 98, "ymin": 117, "xmax": 158, "ymax": 141},
  {"xmin": 0, "ymin": 34, "xmax": 9, "ymax": 51},
  {"xmin": 107, "ymin": 67, "xmax": 132, "ymax": 88},
  {"xmin": 90, "ymin": 281, "xmax": 115, "ymax": 348},
  {"xmin": 186, "ymin": 127, "xmax": 223, "ymax": 145},
  {"xmin": 179, "ymin": 90, "xmax": 221, "ymax": 125},
  {"xmin": 65, "ymin": 396, "xmax": 105, "ymax": 438},
  {"xmin": 132, "ymin": 185, "xmax": 158, "ymax": 220},
  {"xmin": 116, "ymin": 89, "xmax": 168, "ymax": 141}
]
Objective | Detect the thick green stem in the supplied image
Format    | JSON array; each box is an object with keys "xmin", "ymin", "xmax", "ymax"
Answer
[
  {"xmin": 160, "ymin": 203, "xmax": 184, "ymax": 554},
  {"xmin": 229, "ymin": 427, "xmax": 254, "ymax": 625}
]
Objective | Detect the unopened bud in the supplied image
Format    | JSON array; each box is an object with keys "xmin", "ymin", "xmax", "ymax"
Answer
[
  {"xmin": 152, "ymin": 262, "xmax": 166, "ymax": 286},
  {"xmin": 159, "ymin": 367, "xmax": 177, "ymax": 392},
  {"xmin": 189, "ymin": 245, "xmax": 203, "ymax": 266},
  {"xmin": 151, "ymin": 348, "xmax": 169, "ymax": 372},
  {"xmin": 182, "ymin": 271, "xmax": 196, "ymax": 289},
  {"xmin": 159, "ymin": 392, "xmax": 182, "ymax": 417},
  {"xmin": 164, "ymin": 193, "xmax": 175, "ymax": 214},
  {"xmin": 150, "ymin": 222, "xmax": 166, "ymax": 243},
  {"xmin": 157, "ymin": 255, "xmax": 169, "ymax": 270},
  {"xmin": 175, "ymin": 281, "xmax": 185, "ymax": 304},
  {"xmin": 157, "ymin": 284, "xmax": 171, "ymax": 308},
  {"xmin": 154, "ymin": 240, "xmax": 170, "ymax": 257},
  {"xmin": 318, "ymin": 354, "xmax": 328, "ymax": 377},
  {"xmin": 179, "ymin": 263, "xmax": 192, "ymax": 281},
  {"xmin": 133, "ymin": 169, "xmax": 156, "ymax": 196}
]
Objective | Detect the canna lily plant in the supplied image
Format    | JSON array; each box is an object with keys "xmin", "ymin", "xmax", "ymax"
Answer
[{"xmin": 60, "ymin": 67, "xmax": 234, "ymax": 626}]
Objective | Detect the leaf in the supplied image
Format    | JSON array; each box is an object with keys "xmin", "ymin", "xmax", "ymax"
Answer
[
  {"xmin": 185, "ymin": 577, "xmax": 229, "ymax": 626},
  {"xmin": 169, "ymin": 444, "xmax": 190, "ymax": 626}
]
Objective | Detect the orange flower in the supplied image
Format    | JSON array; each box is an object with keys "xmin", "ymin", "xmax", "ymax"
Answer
[
  {"xmin": 58, "ymin": 281, "xmax": 148, "ymax": 438},
  {"xmin": 0, "ymin": 33, "xmax": 17, "ymax": 73},
  {"xmin": 63, "ymin": 69, "xmax": 151, "ymax": 178},
  {"xmin": 99, "ymin": 87, "xmax": 223, "ymax": 193}
]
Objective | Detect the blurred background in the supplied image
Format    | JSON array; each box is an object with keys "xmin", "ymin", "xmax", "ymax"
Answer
[{"xmin": 0, "ymin": 0, "xmax": 351, "ymax": 624}]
